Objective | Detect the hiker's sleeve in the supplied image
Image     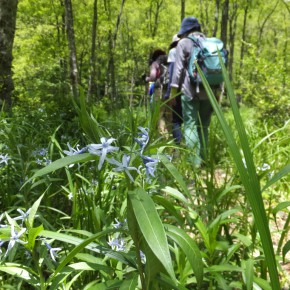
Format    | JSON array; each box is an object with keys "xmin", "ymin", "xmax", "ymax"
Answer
[
  {"xmin": 163, "ymin": 62, "xmax": 174, "ymax": 99},
  {"xmin": 171, "ymin": 41, "xmax": 186, "ymax": 89},
  {"xmin": 146, "ymin": 62, "xmax": 159, "ymax": 82}
]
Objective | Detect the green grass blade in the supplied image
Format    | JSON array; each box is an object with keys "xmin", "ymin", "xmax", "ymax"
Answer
[
  {"xmin": 262, "ymin": 164, "xmax": 290, "ymax": 192},
  {"xmin": 197, "ymin": 57, "xmax": 281, "ymax": 289}
]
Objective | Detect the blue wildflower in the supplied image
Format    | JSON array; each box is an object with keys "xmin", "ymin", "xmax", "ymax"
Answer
[
  {"xmin": 63, "ymin": 143, "xmax": 87, "ymax": 156},
  {"xmin": 88, "ymin": 137, "xmax": 119, "ymax": 170},
  {"xmin": 0, "ymin": 154, "xmax": 10, "ymax": 166},
  {"xmin": 142, "ymin": 156, "xmax": 159, "ymax": 179},
  {"xmin": 108, "ymin": 238, "xmax": 126, "ymax": 252},
  {"xmin": 109, "ymin": 155, "xmax": 139, "ymax": 183},
  {"xmin": 134, "ymin": 127, "xmax": 149, "ymax": 154},
  {"xmin": 4, "ymin": 224, "xmax": 27, "ymax": 257},
  {"xmin": 44, "ymin": 242, "xmax": 62, "ymax": 262}
]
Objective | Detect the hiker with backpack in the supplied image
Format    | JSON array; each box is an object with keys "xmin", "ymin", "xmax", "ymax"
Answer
[
  {"xmin": 146, "ymin": 49, "xmax": 171, "ymax": 136},
  {"xmin": 164, "ymin": 34, "xmax": 183, "ymax": 146},
  {"xmin": 170, "ymin": 16, "xmax": 226, "ymax": 167}
]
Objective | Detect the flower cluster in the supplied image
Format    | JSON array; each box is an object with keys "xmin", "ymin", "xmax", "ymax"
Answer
[
  {"xmin": 63, "ymin": 127, "xmax": 160, "ymax": 183},
  {"xmin": 0, "ymin": 210, "xmax": 61, "ymax": 263},
  {"xmin": 32, "ymin": 148, "xmax": 51, "ymax": 166},
  {"xmin": 0, "ymin": 212, "xmax": 28, "ymax": 258}
]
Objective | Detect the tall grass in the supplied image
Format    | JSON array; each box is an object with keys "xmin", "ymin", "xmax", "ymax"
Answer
[{"xmin": 0, "ymin": 78, "xmax": 289, "ymax": 288}]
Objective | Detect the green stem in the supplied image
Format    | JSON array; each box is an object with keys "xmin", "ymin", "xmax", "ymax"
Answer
[{"xmin": 33, "ymin": 248, "xmax": 46, "ymax": 290}]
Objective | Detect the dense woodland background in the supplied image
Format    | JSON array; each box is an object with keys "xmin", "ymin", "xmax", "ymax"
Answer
[{"xmin": 0, "ymin": 0, "xmax": 289, "ymax": 124}]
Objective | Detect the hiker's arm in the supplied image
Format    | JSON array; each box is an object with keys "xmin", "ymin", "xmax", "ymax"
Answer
[{"xmin": 170, "ymin": 40, "xmax": 186, "ymax": 89}]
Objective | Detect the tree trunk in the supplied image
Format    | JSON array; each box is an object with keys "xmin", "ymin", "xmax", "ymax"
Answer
[
  {"xmin": 87, "ymin": 0, "xmax": 98, "ymax": 102},
  {"xmin": 64, "ymin": 0, "xmax": 79, "ymax": 99},
  {"xmin": 0, "ymin": 0, "xmax": 18, "ymax": 111},
  {"xmin": 181, "ymin": 0, "xmax": 185, "ymax": 22},
  {"xmin": 239, "ymin": 0, "xmax": 249, "ymax": 71},
  {"xmin": 212, "ymin": 0, "xmax": 220, "ymax": 37},
  {"xmin": 228, "ymin": 2, "xmax": 238, "ymax": 79},
  {"xmin": 107, "ymin": 0, "xmax": 126, "ymax": 104},
  {"xmin": 220, "ymin": 0, "xmax": 229, "ymax": 48},
  {"xmin": 149, "ymin": 0, "xmax": 163, "ymax": 38},
  {"xmin": 257, "ymin": 0, "xmax": 279, "ymax": 54}
]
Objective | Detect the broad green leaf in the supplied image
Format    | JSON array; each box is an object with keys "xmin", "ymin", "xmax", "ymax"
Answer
[
  {"xmin": 28, "ymin": 193, "xmax": 44, "ymax": 228},
  {"xmin": 161, "ymin": 186, "xmax": 189, "ymax": 205},
  {"xmin": 128, "ymin": 188, "xmax": 176, "ymax": 283},
  {"xmin": 27, "ymin": 224, "xmax": 44, "ymax": 251},
  {"xmin": 166, "ymin": 224, "xmax": 203, "ymax": 288},
  {"xmin": 128, "ymin": 191, "xmax": 170, "ymax": 286},
  {"xmin": 0, "ymin": 263, "xmax": 38, "ymax": 286},
  {"xmin": 243, "ymin": 259, "xmax": 254, "ymax": 290},
  {"xmin": 253, "ymin": 277, "xmax": 272, "ymax": 290},
  {"xmin": 24, "ymin": 153, "xmax": 96, "ymax": 187}
]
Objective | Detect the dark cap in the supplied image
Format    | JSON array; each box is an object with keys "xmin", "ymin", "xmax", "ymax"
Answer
[{"xmin": 177, "ymin": 17, "xmax": 201, "ymax": 37}]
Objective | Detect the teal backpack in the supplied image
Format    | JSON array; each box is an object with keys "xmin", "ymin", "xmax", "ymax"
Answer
[{"xmin": 187, "ymin": 35, "xmax": 227, "ymax": 91}]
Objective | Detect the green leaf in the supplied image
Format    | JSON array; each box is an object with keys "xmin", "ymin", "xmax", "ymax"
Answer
[
  {"xmin": 0, "ymin": 263, "xmax": 38, "ymax": 286},
  {"xmin": 161, "ymin": 186, "xmax": 189, "ymax": 205},
  {"xmin": 27, "ymin": 224, "xmax": 44, "ymax": 251},
  {"xmin": 253, "ymin": 277, "xmax": 272, "ymax": 290},
  {"xmin": 205, "ymin": 264, "xmax": 242, "ymax": 273},
  {"xmin": 282, "ymin": 240, "xmax": 290, "ymax": 262},
  {"xmin": 262, "ymin": 164, "xmax": 290, "ymax": 192},
  {"xmin": 119, "ymin": 275, "xmax": 139, "ymax": 290},
  {"xmin": 159, "ymin": 155, "xmax": 191, "ymax": 200},
  {"xmin": 128, "ymin": 188, "xmax": 176, "ymax": 283},
  {"xmin": 214, "ymin": 273, "xmax": 232, "ymax": 290},
  {"xmin": 198, "ymin": 55, "xmax": 281, "ymax": 289},
  {"xmin": 152, "ymin": 195, "xmax": 184, "ymax": 225},
  {"xmin": 272, "ymin": 201, "xmax": 290, "ymax": 216},
  {"xmin": 28, "ymin": 193, "xmax": 44, "ymax": 228},
  {"xmin": 23, "ymin": 153, "xmax": 96, "ymax": 187},
  {"xmin": 243, "ymin": 259, "xmax": 254, "ymax": 290},
  {"xmin": 166, "ymin": 224, "xmax": 203, "ymax": 288}
]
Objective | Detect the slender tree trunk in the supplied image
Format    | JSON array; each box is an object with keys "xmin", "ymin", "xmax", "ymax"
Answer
[
  {"xmin": 228, "ymin": 2, "xmax": 238, "ymax": 78},
  {"xmin": 212, "ymin": 0, "xmax": 220, "ymax": 37},
  {"xmin": 107, "ymin": 0, "xmax": 126, "ymax": 103},
  {"xmin": 181, "ymin": 0, "xmax": 185, "ymax": 22},
  {"xmin": 64, "ymin": 0, "xmax": 79, "ymax": 99},
  {"xmin": 257, "ymin": 0, "xmax": 279, "ymax": 54},
  {"xmin": 282, "ymin": 14, "xmax": 288, "ymax": 88},
  {"xmin": 148, "ymin": 0, "xmax": 163, "ymax": 38},
  {"xmin": 0, "ymin": 0, "xmax": 18, "ymax": 112},
  {"xmin": 220, "ymin": 0, "xmax": 229, "ymax": 48},
  {"xmin": 87, "ymin": 0, "xmax": 98, "ymax": 102},
  {"xmin": 239, "ymin": 0, "xmax": 249, "ymax": 71}
]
